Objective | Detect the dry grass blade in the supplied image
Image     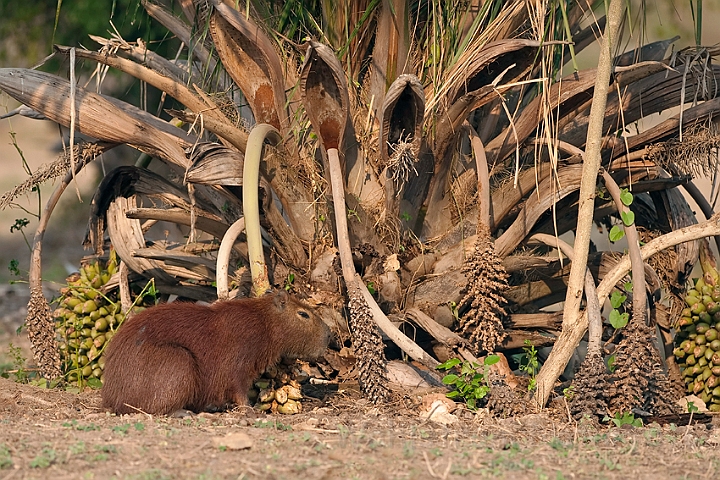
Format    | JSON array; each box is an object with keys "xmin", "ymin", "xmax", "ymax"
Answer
[
  {"xmin": 53, "ymin": 46, "xmax": 249, "ymax": 153},
  {"xmin": 0, "ymin": 68, "xmax": 192, "ymax": 168},
  {"xmin": 0, "ymin": 142, "xmax": 116, "ymax": 211}
]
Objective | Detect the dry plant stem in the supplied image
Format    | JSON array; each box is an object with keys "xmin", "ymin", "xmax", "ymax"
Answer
[
  {"xmin": 465, "ymin": 122, "xmax": 491, "ymax": 226},
  {"xmin": 29, "ymin": 156, "xmax": 94, "ymax": 292},
  {"xmin": 405, "ymin": 308, "xmax": 518, "ymax": 386},
  {"xmin": 601, "ymin": 169, "xmax": 646, "ymax": 323},
  {"xmin": 244, "ymin": 124, "xmax": 281, "ymax": 297},
  {"xmin": 528, "ymin": 234, "xmax": 603, "ymax": 354},
  {"xmin": 597, "ymin": 215, "xmax": 720, "ymax": 300},
  {"xmin": 119, "ymin": 261, "xmax": 132, "ymax": 314},
  {"xmin": 215, "ymin": 217, "xmax": 246, "ymax": 300},
  {"xmin": 536, "ymin": 0, "xmax": 625, "ymax": 408},
  {"xmin": 683, "ymin": 180, "xmax": 720, "ymax": 255},
  {"xmin": 328, "ymin": 148, "xmax": 356, "ymax": 284},
  {"xmin": 327, "ymin": 148, "xmax": 436, "ymax": 369},
  {"xmin": 27, "ymin": 152, "xmax": 97, "ymax": 378},
  {"xmin": 355, "ymin": 275, "xmax": 439, "ymax": 370}
]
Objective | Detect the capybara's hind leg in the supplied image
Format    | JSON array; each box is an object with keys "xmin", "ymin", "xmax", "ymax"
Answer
[
  {"xmin": 105, "ymin": 344, "xmax": 201, "ymax": 415},
  {"xmin": 142, "ymin": 345, "xmax": 202, "ymax": 415}
]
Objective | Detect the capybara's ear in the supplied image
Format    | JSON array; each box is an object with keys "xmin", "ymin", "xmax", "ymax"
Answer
[{"xmin": 273, "ymin": 289, "xmax": 288, "ymax": 310}]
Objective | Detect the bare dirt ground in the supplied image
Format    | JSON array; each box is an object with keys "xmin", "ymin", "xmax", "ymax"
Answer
[{"xmin": 1, "ymin": 289, "xmax": 719, "ymax": 480}]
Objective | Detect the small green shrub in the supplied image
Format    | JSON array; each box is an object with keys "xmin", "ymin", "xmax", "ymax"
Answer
[{"xmin": 436, "ymin": 355, "xmax": 500, "ymax": 410}]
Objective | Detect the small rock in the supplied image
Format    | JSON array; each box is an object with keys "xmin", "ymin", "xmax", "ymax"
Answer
[
  {"xmin": 212, "ymin": 432, "xmax": 253, "ymax": 450},
  {"xmin": 419, "ymin": 393, "xmax": 458, "ymax": 425},
  {"xmin": 433, "ymin": 305, "xmax": 455, "ymax": 329},
  {"xmin": 387, "ymin": 360, "xmax": 433, "ymax": 388},
  {"xmin": 383, "ymin": 254, "xmax": 400, "ymax": 272}
]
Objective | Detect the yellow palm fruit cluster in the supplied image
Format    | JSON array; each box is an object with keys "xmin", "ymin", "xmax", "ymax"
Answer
[
  {"xmin": 249, "ymin": 362, "xmax": 313, "ymax": 414},
  {"xmin": 674, "ymin": 269, "xmax": 720, "ymax": 411},
  {"xmin": 53, "ymin": 251, "xmax": 122, "ymax": 388}
]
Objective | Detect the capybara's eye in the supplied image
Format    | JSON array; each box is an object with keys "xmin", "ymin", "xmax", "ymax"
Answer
[{"xmin": 298, "ymin": 310, "xmax": 310, "ymax": 319}]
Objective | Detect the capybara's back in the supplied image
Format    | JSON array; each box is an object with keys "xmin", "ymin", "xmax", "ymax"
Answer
[{"xmin": 101, "ymin": 290, "xmax": 331, "ymax": 415}]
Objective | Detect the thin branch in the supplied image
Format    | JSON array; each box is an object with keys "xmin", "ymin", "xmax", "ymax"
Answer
[
  {"xmin": 600, "ymin": 168, "xmax": 646, "ymax": 324},
  {"xmin": 527, "ymin": 234, "xmax": 603, "ymax": 355},
  {"xmin": 683, "ymin": 180, "xmax": 720, "ymax": 255},
  {"xmin": 535, "ymin": 0, "xmax": 626, "ymax": 408}
]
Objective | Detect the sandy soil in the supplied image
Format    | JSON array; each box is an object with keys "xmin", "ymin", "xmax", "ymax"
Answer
[
  {"xmin": 0, "ymin": 288, "xmax": 718, "ymax": 480},
  {"xmin": 1, "ymin": 375, "xmax": 719, "ymax": 480}
]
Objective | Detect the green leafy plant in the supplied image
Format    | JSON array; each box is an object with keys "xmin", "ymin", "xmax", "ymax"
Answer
[
  {"xmin": 519, "ymin": 340, "xmax": 540, "ymax": 391},
  {"xmin": 608, "ymin": 188, "xmax": 634, "ymax": 243},
  {"xmin": 112, "ymin": 424, "xmax": 131, "ymax": 435},
  {"xmin": 347, "ymin": 208, "xmax": 360, "ymax": 222},
  {"xmin": 606, "ymin": 353, "xmax": 617, "ymax": 373},
  {"xmin": 7, "ymin": 259, "xmax": 20, "ymax": 278},
  {"xmin": 9, "ymin": 217, "xmax": 31, "ymax": 250},
  {"xmin": 603, "ymin": 411, "xmax": 642, "ymax": 428},
  {"xmin": 253, "ymin": 420, "xmax": 292, "ymax": 431},
  {"xmin": 366, "ymin": 281, "xmax": 376, "ymax": 295},
  {"xmin": 3, "ymin": 343, "xmax": 30, "ymax": 383},
  {"xmin": 448, "ymin": 301, "xmax": 460, "ymax": 323},
  {"xmin": 0, "ymin": 444, "xmax": 12, "ymax": 469},
  {"xmin": 29, "ymin": 446, "xmax": 56, "ymax": 469},
  {"xmin": 284, "ymin": 272, "xmax": 295, "ymax": 292},
  {"xmin": 609, "ymin": 289, "xmax": 630, "ymax": 329},
  {"xmin": 436, "ymin": 355, "xmax": 500, "ymax": 410}
]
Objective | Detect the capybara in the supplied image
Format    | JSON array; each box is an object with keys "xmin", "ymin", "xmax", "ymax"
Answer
[{"xmin": 101, "ymin": 290, "xmax": 331, "ymax": 415}]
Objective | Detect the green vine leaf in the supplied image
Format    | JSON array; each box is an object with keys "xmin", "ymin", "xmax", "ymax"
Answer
[
  {"xmin": 609, "ymin": 225, "xmax": 625, "ymax": 242},
  {"xmin": 620, "ymin": 210, "xmax": 635, "ymax": 226},
  {"xmin": 436, "ymin": 358, "xmax": 461, "ymax": 370},
  {"xmin": 609, "ymin": 309, "xmax": 629, "ymax": 329},
  {"xmin": 610, "ymin": 291, "xmax": 627, "ymax": 309},
  {"xmin": 484, "ymin": 354, "xmax": 500, "ymax": 366},
  {"xmin": 620, "ymin": 188, "xmax": 633, "ymax": 206}
]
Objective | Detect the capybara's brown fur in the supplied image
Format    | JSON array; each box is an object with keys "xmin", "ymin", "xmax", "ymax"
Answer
[{"xmin": 101, "ymin": 290, "xmax": 331, "ymax": 415}]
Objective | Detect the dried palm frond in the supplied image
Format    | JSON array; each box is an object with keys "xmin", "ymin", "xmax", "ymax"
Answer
[{"xmin": 645, "ymin": 121, "xmax": 720, "ymax": 178}]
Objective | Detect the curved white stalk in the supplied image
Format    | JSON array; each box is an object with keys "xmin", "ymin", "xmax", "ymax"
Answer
[
  {"xmin": 243, "ymin": 124, "xmax": 281, "ymax": 297},
  {"xmin": 215, "ymin": 217, "xmax": 246, "ymax": 300}
]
